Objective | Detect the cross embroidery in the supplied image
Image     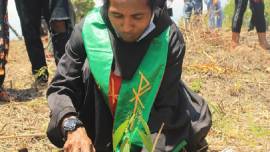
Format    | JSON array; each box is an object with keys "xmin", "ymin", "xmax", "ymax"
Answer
[{"xmin": 130, "ymin": 71, "xmax": 151, "ymax": 114}]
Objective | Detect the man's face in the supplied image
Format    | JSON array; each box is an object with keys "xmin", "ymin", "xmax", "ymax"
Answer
[{"xmin": 108, "ymin": 0, "xmax": 152, "ymax": 42}]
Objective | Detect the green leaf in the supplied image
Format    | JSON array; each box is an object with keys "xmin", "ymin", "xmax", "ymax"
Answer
[
  {"xmin": 172, "ymin": 140, "xmax": 187, "ymax": 152},
  {"xmin": 113, "ymin": 119, "xmax": 129, "ymax": 151},
  {"xmin": 139, "ymin": 115, "xmax": 151, "ymax": 135},
  {"xmin": 138, "ymin": 130, "xmax": 153, "ymax": 152},
  {"xmin": 120, "ymin": 138, "xmax": 130, "ymax": 152}
]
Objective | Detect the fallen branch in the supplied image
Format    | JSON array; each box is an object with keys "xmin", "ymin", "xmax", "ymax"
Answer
[
  {"xmin": 240, "ymin": 79, "xmax": 270, "ymax": 85},
  {"xmin": 202, "ymin": 50, "xmax": 216, "ymax": 63},
  {"xmin": 0, "ymin": 123, "xmax": 8, "ymax": 134},
  {"xmin": 0, "ymin": 133, "xmax": 46, "ymax": 140}
]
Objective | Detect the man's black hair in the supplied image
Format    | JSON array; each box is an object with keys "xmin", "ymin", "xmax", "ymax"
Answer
[{"xmin": 103, "ymin": 0, "xmax": 157, "ymax": 10}]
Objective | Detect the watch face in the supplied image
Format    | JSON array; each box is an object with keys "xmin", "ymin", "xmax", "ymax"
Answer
[{"xmin": 63, "ymin": 118, "xmax": 77, "ymax": 131}]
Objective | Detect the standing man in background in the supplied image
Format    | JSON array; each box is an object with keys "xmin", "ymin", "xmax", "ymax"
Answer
[
  {"xmin": 206, "ymin": 0, "xmax": 223, "ymax": 30},
  {"xmin": 184, "ymin": 0, "xmax": 203, "ymax": 29},
  {"xmin": 15, "ymin": 0, "xmax": 74, "ymax": 85},
  {"xmin": 231, "ymin": 0, "xmax": 270, "ymax": 51},
  {"xmin": 0, "ymin": 0, "xmax": 10, "ymax": 101},
  {"xmin": 156, "ymin": 0, "xmax": 174, "ymax": 16}
]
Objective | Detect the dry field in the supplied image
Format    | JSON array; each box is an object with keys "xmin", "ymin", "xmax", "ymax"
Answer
[{"xmin": 0, "ymin": 25, "xmax": 269, "ymax": 151}]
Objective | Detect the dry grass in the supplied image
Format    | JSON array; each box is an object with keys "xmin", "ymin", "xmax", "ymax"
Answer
[
  {"xmin": 180, "ymin": 17, "xmax": 270, "ymax": 152},
  {"xmin": 0, "ymin": 38, "xmax": 58, "ymax": 151},
  {"xmin": 0, "ymin": 18, "xmax": 269, "ymax": 151}
]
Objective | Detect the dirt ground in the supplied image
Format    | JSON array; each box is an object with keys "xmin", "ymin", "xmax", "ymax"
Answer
[{"xmin": 0, "ymin": 26, "xmax": 269, "ymax": 151}]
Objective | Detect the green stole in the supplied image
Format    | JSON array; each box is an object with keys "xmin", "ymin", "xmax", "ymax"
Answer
[{"xmin": 82, "ymin": 7, "xmax": 169, "ymax": 151}]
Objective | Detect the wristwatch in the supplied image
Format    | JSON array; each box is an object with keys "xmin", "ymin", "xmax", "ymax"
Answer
[{"xmin": 63, "ymin": 117, "xmax": 84, "ymax": 136}]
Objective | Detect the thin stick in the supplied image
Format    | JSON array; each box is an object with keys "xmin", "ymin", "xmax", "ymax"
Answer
[
  {"xmin": 0, "ymin": 133, "xmax": 46, "ymax": 140},
  {"xmin": 240, "ymin": 79, "xmax": 270, "ymax": 85},
  {"xmin": 151, "ymin": 123, "xmax": 165, "ymax": 152},
  {"xmin": 202, "ymin": 50, "xmax": 216, "ymax": 63},
  {"xmin": 0, "ymin": 124, "xmax": 8, "ymax": 134}
]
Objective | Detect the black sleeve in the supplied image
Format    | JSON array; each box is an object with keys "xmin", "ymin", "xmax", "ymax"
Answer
[
  {"xmin": 149, "ymin": 24, "xmax": 211, "ymax": 149},
  {"xmin": 46, "ymin": 20, "xmax": 87, "ymax": 147},
  {"xmin": 148, "ymin": 24, "xmax": 211, "ymax": 148},
  {"xmin": 154, "ymin": 23, "xmax": 185, "ymax": 107},
  {"xmin": 149, "ymin": 23, "xmax": 186, "ymax": 132}
]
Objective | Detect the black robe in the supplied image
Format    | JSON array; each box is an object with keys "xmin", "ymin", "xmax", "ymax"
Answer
[{"xmin": 46, "ymin": 6, "xmax": 211, "ymax": 152}]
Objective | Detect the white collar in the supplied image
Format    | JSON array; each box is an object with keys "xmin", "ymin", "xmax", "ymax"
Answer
[{"xmin": 136, "ymin": 13, "xmax": 156, "ymax": 41}]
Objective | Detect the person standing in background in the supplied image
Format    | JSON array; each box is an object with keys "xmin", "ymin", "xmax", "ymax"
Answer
[
  {"xmin": 206, "ymin": 0, "xmax": 223, "ymax": 30},
  {"xmin": 0, "ymin": 0, "xmax": 10, "ymax": 101},
  {"xmin": 156, "ymin": 0, "xmax": 174, "ymax": 16},
  {"xmin": 15, "ymin": 0, "xmax": 74, "ymax": 86},
  {"xmin": 231, "ymin": 0, "xmax": 270, "ymax": 51},
  {"xmin": 184, "ymin": 0, "xmax": 203, "ymax": 29},
  {"xmin": 166, "ymin": 0, "xmax": 174, "ymax": 16}
]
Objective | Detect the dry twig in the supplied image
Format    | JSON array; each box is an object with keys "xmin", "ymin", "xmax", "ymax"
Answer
[
  {"xmin": 0, "ymin": 133, "xmax": 46, "ymax": 140},
  {"xmin": 151, "ymin": 123, "xmax": 165, "ymax": 152}
]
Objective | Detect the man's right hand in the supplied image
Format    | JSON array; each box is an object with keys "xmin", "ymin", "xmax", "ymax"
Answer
[{"xmin": 63, "ymin": 127, "xmax": 96, "ymax": 152}]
